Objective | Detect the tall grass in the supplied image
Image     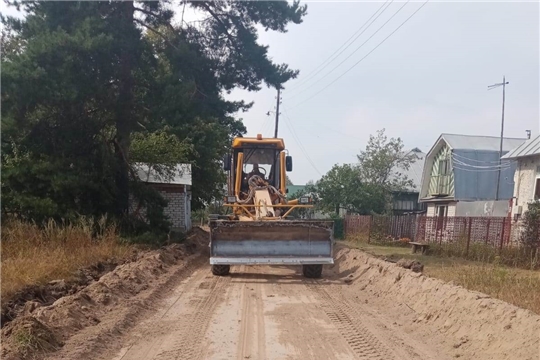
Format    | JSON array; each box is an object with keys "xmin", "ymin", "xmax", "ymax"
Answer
[
  {"xmin": 347, "ymin": 242, "xmax": 540, "ymax": 314},
  {"xmin": 428, "ymin": 240, "xmax": 539, "ymax": 270},
  {"xmin": 1, "ymin": 218, "xmax": 132, "ymax": 302},
  {"xmin": 427, "ymin": 262, "xmax": 540, "ymax": 314}
]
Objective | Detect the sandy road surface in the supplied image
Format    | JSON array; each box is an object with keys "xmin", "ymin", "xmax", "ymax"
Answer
[{"xmin": 107, "ymin": 264, "xmax": 449, "ymax": 360}]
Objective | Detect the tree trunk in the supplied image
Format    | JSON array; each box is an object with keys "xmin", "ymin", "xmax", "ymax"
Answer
[{"xmin": 115, "ymin": 1, "xmax": 136, "ymax": 217}]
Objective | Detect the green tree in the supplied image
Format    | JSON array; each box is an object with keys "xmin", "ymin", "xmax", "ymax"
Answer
[
  {"xmin": 357, "ymin": 129, "xmax": 417, "ymax": 191},
  {"xmin": 286, "ymin": 175, "xmax": 294, "ymax": 186},
  {"xmin": 1, "ymin": 1, "xmax": 307, "ymax": 225},
  {"xmin": 315, "ymin": 164, "xmax": 385, "ymax": 216}
]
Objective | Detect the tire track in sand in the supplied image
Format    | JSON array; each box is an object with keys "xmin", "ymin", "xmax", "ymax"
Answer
[
  {"xmin": 113, "ymin": 267, "xmax": 230, "ymax": 360},
  {"xmin": 236, "ymin": 266, "xmax": 267, "ymax": 360},
  {"xmin": 153, "ymin": 275, "xmax": 230, "ymax": 360},
  {"xmin": 308, "ymin": 283, "xmax": 396, "ymax": 360}
]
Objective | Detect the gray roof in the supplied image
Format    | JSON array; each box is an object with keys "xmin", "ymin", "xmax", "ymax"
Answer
[
  {"xmin": 441, "ymin": 133, "xmax": 526, "ymax": 152},
  {"xmin": 394, "ymin": 149, "xmax": 426, "ymax": 192},
  {"xmin": 501, "ymin": 134, "xmax": 540, "ymax": 160},
  {"xmin": 134, "ymin": 163, "xmax": 192, "ymax": 185}
]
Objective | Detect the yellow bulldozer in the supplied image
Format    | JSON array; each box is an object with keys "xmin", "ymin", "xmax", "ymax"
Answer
[{"xmin": 209, "ymin": 134, "xmax": 334, "ymax": 278}]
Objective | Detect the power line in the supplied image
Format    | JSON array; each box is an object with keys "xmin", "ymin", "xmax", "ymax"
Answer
[
  {"xmin": 285, "ymin": 0, "xmax": 393, "ymax": 93},
  {"xmin": 287, "ymin": 0, "xmax": 430, "ymax": 110},
  {"xmin": 453, "ymin": 165, "xmax": 513, "ymax": 173},
  {"xmin": 452, "ymin": 157, "xmax": 513, "ymax": 169},
  {"xmin": 451, "ymin": 152, "xmax": 509, "ymax": 164},
  {"xmin": 286, "ymin": 0, "xmax": 408, "ymax": 101},
  {"xmin": 283, "ymin": 111, "xmax": 323, "ymax": 176}
]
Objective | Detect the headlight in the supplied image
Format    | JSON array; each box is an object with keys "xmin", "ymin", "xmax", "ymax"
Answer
[{"xmin": 299, "ymin": 196, "xmax": 310, "ymax": 204}]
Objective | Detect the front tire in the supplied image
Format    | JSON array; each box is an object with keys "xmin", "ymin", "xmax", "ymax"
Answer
[
  {"xmin": 211, "ymin": 264, "xmax": 230, "ymax": 276},
  {"xmin": 302, "ymin": 264, "xmax": 323, "ymax": 278}
]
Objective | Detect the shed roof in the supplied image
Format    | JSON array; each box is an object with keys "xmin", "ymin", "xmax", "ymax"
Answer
[
  {"xmin": 134, "ymin": 163, "xmax": 192, "ymax": 185},
  {"xmin": 440, "ymin": 133, "xmax": 526, "ymax": 152},
  {"xmin": 501, "ymin": 134, "xmax": 540, "ymax": 160}
]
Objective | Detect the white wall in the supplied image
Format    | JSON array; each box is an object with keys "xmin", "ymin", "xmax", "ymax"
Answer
[
  {"xmin": 455, "ymin": 200, "xmax": 510, "ymax": 217},
  {"xmin": 129, "ymin": 185, "xmax": 191, "ymax": 232},
  {"xmin": 160, "ymin": 189, "xmax": 188, "ymax": 231},
  {"xmin": 512, "ymin": 155, "xmax": 540, "ymax": 216},
  {"xmin": 426, "ymin": 202, "xmax": 457, "ymax": 217}
]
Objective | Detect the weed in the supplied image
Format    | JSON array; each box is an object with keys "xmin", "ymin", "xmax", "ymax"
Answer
[{"xmin": 1, "ymin": 218, "xmax": 133, "ymax": 303}]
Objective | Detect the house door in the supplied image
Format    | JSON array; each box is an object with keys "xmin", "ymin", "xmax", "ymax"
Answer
[{"xmin": 436, "ymin": 205, "xmax": 447, "ymax": 231}]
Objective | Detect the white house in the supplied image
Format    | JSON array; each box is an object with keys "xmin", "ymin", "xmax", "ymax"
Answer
[
  {"xmin": 419, "ymin": 134, "xmax": 526, "ymax": 217},
  {"xmin": 501, "ymin": 134, "xmax": 540, "ymax": 220},
  {"xmin": 132, "ymin": 163, "xmax": 192, "ymax": 232}
]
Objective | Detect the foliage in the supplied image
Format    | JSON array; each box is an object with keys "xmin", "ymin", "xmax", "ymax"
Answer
[
  {"xmin": 1, "ymin": 1, "xmax": 307, "ymax": 230},
  {"xmin": 286, "ymin": 175, "xmax": 294, "ymax": 186},
  {"xmin": 287, "ymin": 181, "xmax": 317, "ymax": 219},
  {"xmin": 315, "ymin": 164, "xmax": 386, "ymax": 215},
  {"xmin": 357, "ymin": 128, "xmax": 417, "ymax": 192},
  {"xmin": 520, "ymin": 201, "xmax": 540, "ymax": 250},
  {"xmin": 309, "ymin": 129, "xmax": 418, "ymax": 216},
  {"xmin": 329, "ymin": 213, "xmax": 345, "ymax": 239}
]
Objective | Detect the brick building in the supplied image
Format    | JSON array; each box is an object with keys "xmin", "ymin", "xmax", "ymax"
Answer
[{"xmin": 132, "ymin": 163, "xmax": 192, "ymax": 232}]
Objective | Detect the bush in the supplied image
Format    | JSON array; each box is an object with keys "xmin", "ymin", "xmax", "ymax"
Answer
[{"xmin": 520, "ymin": 201, "xmax": 540, "ymax": 249}]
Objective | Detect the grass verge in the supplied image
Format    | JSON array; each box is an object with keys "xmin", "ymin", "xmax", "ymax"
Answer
[
  {"xmin": 1, "ymin": 218, "xmax": 133, "ymax": 303},
  {"xmin": 346, "ymin": 240, "xmax": 540, "ymax": 315}
]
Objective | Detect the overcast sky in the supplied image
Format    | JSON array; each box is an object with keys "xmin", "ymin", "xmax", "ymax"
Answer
[
  {"xmin": 227, "ymin": 1, "xmax": 540, "ymax": 184},
  {"xmin": 2, "ymin": 1, "xmax": 538, "ymax": 185}
]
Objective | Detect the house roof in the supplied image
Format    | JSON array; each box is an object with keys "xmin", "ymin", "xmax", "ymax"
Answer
[
  {"xmin": 501, "ymin": 134, "xmax": 540, "ymax": 160},
  {"xmin": 439, "ymin": 133, "xmax": 526, "ymax": 152},
  {"xmin": 395, "ymin": 148, "xmax": 426, "ymax": 192},
  {"xmin": 134, "ymin": 163, "xmax": 192, "ymax": 185}
]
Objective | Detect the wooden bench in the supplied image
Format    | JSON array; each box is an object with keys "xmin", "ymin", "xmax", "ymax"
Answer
[{"xmin": 409, "ymin": 242, "xmax": 429, "ymax": 255}]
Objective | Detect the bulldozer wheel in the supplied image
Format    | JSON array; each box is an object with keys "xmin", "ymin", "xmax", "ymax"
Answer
[
  {"xmin": 302, "ymin": 264, "xmax": 323, "ymax": 279},
  {"xmin": 211, "ymin": 265, "xmax": 230, "ymax": 276}
]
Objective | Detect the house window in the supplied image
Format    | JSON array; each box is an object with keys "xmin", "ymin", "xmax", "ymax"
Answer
[
  {"xmin": 436, "ymin": 205, "xmax": 448, "ymax": 217},
  {"xmin": 535, "ymin": 178, "xmax": 540, "ymax": 200},
  {"xmin": 393, "ymin": 200, "xmax": 416, "ymax": 211},
  {"xmin": 435, "ymin": 205, "xmax": 448, "ymax": 231},
  {"xmin": 439, "ymin": 159, "xmax": 449, "ymax": 176}
]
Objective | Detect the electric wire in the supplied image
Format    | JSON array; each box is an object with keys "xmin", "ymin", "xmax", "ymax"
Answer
[
  {"xmin": 286, "ymin": 0, "xmax": 410, "ymax": 101},
  {"xmin": 451, "ymin": 157, "xmax": 514, "ymax": 169},
  {"xmin": 452, "ymin": 165, "xmax": 514, "ymax": 173},
  {"xmin": 287, "ymin": 0, "xmax": 430, "ymax": 110},
  {"xmin": 451, "ymin": 152, "xmax": 511, "ymax": 164},
  {"xmin": 283, "ymin": 111, "xmax": 323, "ymax": 176},
  {"xmin": 285, "ymin": 0, "xmax": 393, "ymax": 93}
]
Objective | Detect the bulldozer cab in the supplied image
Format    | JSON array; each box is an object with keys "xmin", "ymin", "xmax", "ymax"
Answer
[{"xmin": 224, "ymin": 135, "xmax": 291, "ymax": 205}]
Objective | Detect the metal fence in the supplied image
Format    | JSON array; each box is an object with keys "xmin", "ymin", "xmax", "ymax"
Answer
[{"xmin": 345, "ymin": 215, "xmax": 538, "ymax": 248}]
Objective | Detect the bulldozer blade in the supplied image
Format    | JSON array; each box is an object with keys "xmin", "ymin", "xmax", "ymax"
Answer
[{"xmin": 209, "ymin": 220, "xmax": 334, "ymax": 265}]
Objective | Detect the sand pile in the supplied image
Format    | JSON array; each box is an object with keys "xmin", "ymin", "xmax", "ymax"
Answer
[
  {"xmin": 1, "ymin": 228, "xmax": 209, "ymax": 360},
  {"xmin": 328, "ymin": 246, "xmax": 540, "ymax": 360}
]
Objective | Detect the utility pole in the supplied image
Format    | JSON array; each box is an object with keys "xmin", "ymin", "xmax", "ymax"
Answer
[
  {"xmin": 488, "ymin": 76, "xmax": 509, "ymax": 201},
  {"xmin": 274, "ymin": 88, "xmax": 281, "ymax": 138}
]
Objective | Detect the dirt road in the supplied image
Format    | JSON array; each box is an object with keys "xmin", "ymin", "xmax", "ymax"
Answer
[
  {"xmin": 107, "ymin": 263, "xmax": 450, "ymax": 360},
  {"xmin": 3, "ymin": 230, "xmax": 537, "ymax": 360}
]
